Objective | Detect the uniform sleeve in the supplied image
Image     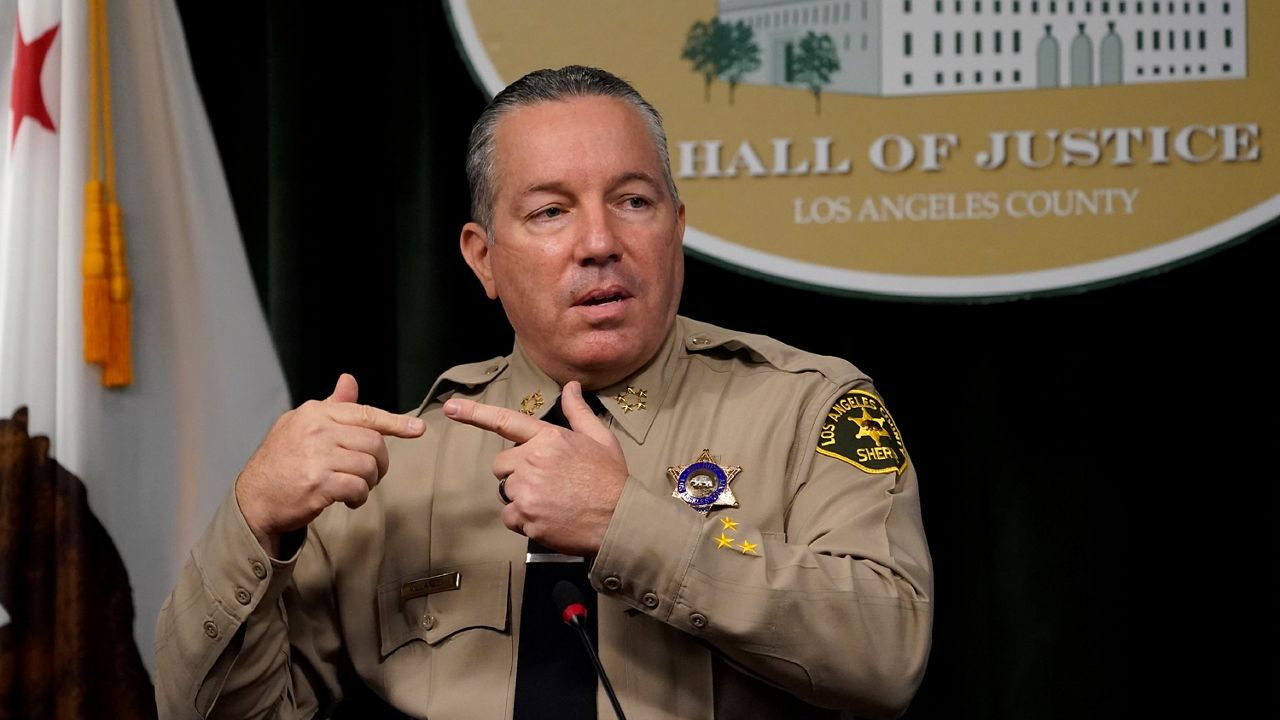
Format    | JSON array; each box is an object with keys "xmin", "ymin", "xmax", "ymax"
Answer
[
  {"xmin": 590, "ymin": 379, "xmax": 932, "ymax": 718},
  {"xmin": 154, "ymin": 490, "xmax": 345, "ymax": 719}
]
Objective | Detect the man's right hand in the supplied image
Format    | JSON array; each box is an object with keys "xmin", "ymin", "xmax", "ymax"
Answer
[{"xmin": 234, "ymin": 373, "xmax": 426, "ymax": 556}]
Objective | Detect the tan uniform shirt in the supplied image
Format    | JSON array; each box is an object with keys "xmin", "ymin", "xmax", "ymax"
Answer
[{"xmin": 155, "ymin": 316, "xmax": 933, "ymax": 719}]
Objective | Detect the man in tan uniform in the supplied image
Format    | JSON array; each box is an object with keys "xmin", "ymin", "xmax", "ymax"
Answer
[{"xmin": 155, "ymin": 66, "xmax": 932, "ymax": 719}]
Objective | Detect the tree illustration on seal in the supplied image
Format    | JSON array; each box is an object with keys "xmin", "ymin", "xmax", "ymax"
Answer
[
  {"xmin": 791, "ymin": 31, "xmax": 840, "ymax": 114},
  {"xmin": 683, "ymin": 19, "xmax": 728, "ymax": 102},
  {"xmin": 682, "ymin": 18, "xmax": 760, "ymax": 105},
  {"xmin": 721, "ymin": 22, "xmax": 760, "ymax": 105}
]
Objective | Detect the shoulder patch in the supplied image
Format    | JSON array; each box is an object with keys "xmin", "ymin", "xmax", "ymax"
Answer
[{"xmin": 816, "ymin": 389, "xmax": 909, "ymax": 474}]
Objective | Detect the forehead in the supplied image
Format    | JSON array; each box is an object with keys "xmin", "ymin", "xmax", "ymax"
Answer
[{"xmin": 491, "ymin": 95, "xmax": 662, "ymax": 197}]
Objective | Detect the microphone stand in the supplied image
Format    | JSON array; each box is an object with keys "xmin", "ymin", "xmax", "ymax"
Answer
[{"xmin": 566, "ymin": 615, "xmax": 627, "ymax": 720}]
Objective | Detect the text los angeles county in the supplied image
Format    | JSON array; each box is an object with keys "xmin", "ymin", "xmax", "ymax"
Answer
[{"xmin": 675, "ymin": 123, "xmax": 1260, "ymax": 224}]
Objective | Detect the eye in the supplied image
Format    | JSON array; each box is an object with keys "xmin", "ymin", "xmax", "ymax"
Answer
[
  {"xmin": 533, "ymin": 206, "xmax": 564, "ymax": 220},
  {"xmin": 623, "ymin": 196, "xmax": 650, "ymax": 210}
]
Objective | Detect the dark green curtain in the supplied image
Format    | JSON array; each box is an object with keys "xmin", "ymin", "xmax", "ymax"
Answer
[
  {"xmin": 179, "ymin": 1, "xmax": 504, "ymax": 413},
  {"xmin": 176, "ymin": 2, "xmax": 1273, "ymax": 717}
]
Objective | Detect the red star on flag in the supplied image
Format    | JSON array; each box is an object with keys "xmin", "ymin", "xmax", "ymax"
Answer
[{"xmin": 9, "ymin": 16, "xmax": 60, "ymax": 146}]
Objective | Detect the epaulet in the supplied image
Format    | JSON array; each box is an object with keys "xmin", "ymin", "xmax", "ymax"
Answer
[
  {"xmin": 412, "ymin": 356, "xmax": 508, "ymax": 416},
  {"xmin": 677, "ymin": 316, "xmax": 867, "ymax": 386}
]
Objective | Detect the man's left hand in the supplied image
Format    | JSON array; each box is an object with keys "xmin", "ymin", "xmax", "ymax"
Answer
[{"xmin": 443, "ymin": 381, "xmax": 627, "ymax": 555}]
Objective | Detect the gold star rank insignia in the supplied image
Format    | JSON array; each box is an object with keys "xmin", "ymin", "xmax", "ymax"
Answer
[
  {"xmin": 614, "ymin": 385, "xmax": 647, "ymax": 413},
  {"xmin": 519, "ymin": 391, "xmax": 544, "ymax": 416},
  {"xmin": 737, "ymin": 540, "xmax": 759, "ymax": 555},
  {"xmin": 714, "ymin": 532, "xmax": 735, "ymax": 549},
  {"xmin": 816, "ymin": 389, "xmax": 909, "ymax": 474},
  {"xmin": 719, "ymin": 517, "xmax": 739, "ymax": 532},
  {"xmin": 669, "ymin": 449, "xmax": 740, "ymax": 514}
]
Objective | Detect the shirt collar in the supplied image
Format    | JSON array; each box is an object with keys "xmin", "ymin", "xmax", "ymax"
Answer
[
  {"xmin": 505, "ymin": 343, "xmax": 562, "ymax": 423},
  {"xmin": 504, "ymin": 320, "xmax": 683, "ymax": 444}
]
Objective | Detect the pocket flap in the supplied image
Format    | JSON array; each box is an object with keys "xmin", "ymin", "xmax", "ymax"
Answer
[{"xmin": 377, "ymin": 560, "xmax": 511, "ymax": 657}]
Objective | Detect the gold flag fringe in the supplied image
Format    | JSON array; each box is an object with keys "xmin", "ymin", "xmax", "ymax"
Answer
[
  {"xmin": 81, "ymin": 0, "xmax": 107, "ymax": 363},
  {"xmin": 104, "ymin": 202, "xmax": 131, "ymax": 386},
  {"xmin": 82, "ymin": 0, "xmax": 131, "ymax": 387},
  {"xmin": 82, "ymin": 180, "xmax": 108, "ymax": 363}
]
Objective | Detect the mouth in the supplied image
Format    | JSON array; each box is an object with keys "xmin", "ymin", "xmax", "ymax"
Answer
[{"xmin": 574, "ymin": 286, "xmax": 633, "ymax": 308}]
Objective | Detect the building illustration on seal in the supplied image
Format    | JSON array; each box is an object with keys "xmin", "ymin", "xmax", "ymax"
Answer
[{"xmin": 711, "ymin": 0, "xmax": 1247, "ymax": 96}]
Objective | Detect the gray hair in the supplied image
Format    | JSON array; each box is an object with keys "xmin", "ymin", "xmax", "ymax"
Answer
[{"xmin": 465, "ymin": 65, "xmax": 680, "ymax": 240}]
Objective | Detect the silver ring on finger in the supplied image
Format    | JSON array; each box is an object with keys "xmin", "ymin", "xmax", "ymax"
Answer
[{"xmin": 497, "ymin": 476, "xmax": 513, "ymax": 505}]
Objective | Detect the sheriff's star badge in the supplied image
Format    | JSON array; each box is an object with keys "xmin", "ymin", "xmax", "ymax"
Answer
[{"xmin": 669, "ymin": 449, "xmax": 741, "ymax": 514}]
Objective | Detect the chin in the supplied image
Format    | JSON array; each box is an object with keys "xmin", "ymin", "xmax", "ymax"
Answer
[
  {"xmin": 567, "ymin": 330, "xmax": 649, "ymax": 374},
  {"xmin": 571, "ymin": 341, "xmax": 641, "ymax": 372}
]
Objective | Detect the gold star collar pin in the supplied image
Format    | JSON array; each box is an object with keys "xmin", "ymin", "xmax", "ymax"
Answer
[
  {"xmin": 519, "ymin": 391, "xmax": 544, "ymax": 416},
  {"xmin": 669, "ymin": 449, "xmax": 740, "ymax": 514},
  {"xmin": 614, "ymin": 385, "xmax": 647, "ymax": 413}
]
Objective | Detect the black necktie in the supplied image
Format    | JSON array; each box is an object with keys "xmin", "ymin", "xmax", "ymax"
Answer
[{"xmin": 512, "ymin": 399, "xmax": 601, "ymax": 720}]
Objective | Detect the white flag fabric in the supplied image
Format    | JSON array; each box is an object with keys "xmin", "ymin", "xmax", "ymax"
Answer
[{"xmin": 0, "ymin": 0, "xmax": 289, "ymax": 671}]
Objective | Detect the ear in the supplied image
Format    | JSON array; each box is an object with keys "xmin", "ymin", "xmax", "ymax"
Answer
[{"xmin": 460, "ymin": 222, "xmax": 498, "ymax": 300}]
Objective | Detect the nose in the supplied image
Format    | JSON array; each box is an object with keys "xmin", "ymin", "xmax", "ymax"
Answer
[{"xmin": 574, "ymin": 204, "xmax": 622, "ymax": 267}]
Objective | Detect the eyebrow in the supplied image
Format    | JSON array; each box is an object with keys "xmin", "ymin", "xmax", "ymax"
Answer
[
  {"xmin": 610, "ymin": 171, "xmax": 662, "ymax": 192},
  {"xmin": 519, "ymin": 171, "xmax": 662, "ymax": 198}
]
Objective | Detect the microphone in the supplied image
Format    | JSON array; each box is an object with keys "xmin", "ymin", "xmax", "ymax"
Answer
[
  {"xmin": 552, "ymin": 579, "xmax": 589, "ymax": 627},
  {"xmin": 552, "ymin": 580, "xmax": 627, "ymax": 720}
]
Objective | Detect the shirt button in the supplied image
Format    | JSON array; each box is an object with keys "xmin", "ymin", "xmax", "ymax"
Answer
[
  {"xmin": 421, "ymin": 614, "xmax": 436, "ymax": 631},
  {"xmin": 689, "ymin": 613, "xmax": 708, "ymax": 629},
  {"xmin": 234, "ymin": 588, "xmax": 252, "ymax": 605},
  {"xmin": 203, "ymin": 621, "xmax": 219, "ymax": 639},
  {"xmin": 641, "ymin": 592, "xmax": 659, "ymax": 609},
  {"xmin": 602, "ymin": 576, "xmax": 622, "ymax": 592},
  {"xmin": 251, "ymin": 561, "xmax": 267, "ymax": 579}
]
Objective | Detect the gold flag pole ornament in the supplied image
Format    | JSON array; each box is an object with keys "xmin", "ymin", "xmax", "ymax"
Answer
[{"xmin": 82, "ymin": 0, "xmax": 131, "ymax": 387}]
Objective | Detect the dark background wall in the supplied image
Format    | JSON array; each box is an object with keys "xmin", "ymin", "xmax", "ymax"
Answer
[{"xmin": 175, "ymin": 2, "xmax": 1274, "ymax": 717}]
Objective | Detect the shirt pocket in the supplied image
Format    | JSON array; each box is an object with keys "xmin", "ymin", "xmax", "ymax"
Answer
[{"xmin": 376, "ymin": 560, "xmax": 510, "ymax": 658}]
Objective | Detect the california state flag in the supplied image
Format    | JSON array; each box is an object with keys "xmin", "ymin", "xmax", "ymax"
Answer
[{"xmin": 0, "ymin": 0, "xmax": 289, "ymax": 700}]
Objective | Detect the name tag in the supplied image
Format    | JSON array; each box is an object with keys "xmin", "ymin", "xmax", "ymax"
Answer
[{"xmin": 400, "ymin": 571, "xmax": 461, "ymax": 602}]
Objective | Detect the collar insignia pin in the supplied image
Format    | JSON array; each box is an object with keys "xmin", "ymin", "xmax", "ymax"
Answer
[
  {"xmin": 614, "ymin": 385, "xmax": 647, "ymax": 413},
  {"xmin": 669, "ymin": 449, "xmax": 741, "ymax": 514},
  {"xmin": 519, "ymin": 391, "xmax": 544, "ymax": 416}
]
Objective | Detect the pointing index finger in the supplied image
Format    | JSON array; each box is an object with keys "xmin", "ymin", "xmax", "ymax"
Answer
[
  {"xmin": 444, "ymin": 398, "xmax": 546, "ymax": 444},
  {"xmin": 329, "ymin": 403, "xmax": 425, "ymax": 438}
]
